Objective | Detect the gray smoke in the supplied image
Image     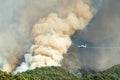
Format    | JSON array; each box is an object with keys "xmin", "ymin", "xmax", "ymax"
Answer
[
  {"xmin": 0, "ymin": 0, "xmax": 74, "ymax": 72},
  {"xmin": 1, "ymin": 0, "xmax": 116, "ymax": 73},
  {"xmin": 66, "ymin": 0, "xmax": 120, "ymax": 71}
]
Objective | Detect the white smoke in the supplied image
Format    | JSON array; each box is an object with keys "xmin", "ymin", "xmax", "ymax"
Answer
[{"xmin": 14, "ymin": 0, "xmax": 93, "ymax": 73}]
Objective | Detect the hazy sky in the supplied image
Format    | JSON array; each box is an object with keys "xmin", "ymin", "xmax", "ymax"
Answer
[{"xmin": 69, "ymin": 0, "xmax": 120, "ymax": 71}]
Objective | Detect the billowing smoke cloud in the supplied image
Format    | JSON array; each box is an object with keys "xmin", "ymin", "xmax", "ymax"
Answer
[
  {"xmin": 0, "ymin": 0, "xmax": 106, "ymax": 73},
  {"xmin": 14, "ymin": 0, "xmax": 94, "ymax": 73},
  {"xmin": 0, "ymin": 0, "xmax": 74, "ymax": 72}
]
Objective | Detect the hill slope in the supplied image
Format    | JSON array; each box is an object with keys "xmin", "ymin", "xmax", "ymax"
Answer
[{"xmin": 1, "ymin": 65, "xmax": 120, "ymax": 80}]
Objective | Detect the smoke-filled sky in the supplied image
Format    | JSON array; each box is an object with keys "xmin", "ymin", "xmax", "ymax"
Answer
[
  {"xmin": 0, "ymin": 0, "xmax": 74, "ymax": 72},
  {"xmin": 0, "ymin": 0, "xmax": 120, "ymax": 73},
  {"xmin": 69, "ymin": 0, "xmax": 120, "ymax": 71}
]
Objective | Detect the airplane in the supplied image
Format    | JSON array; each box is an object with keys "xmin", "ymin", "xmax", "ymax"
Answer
[{"xmin": 77, "ymin": 44, "xmax": 87, "ymax": 48}]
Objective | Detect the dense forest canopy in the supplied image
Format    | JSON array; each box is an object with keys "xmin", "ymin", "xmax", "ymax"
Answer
[{"xmin": 1, "ymin": 65, "xmax": 120, "ymax": 80}]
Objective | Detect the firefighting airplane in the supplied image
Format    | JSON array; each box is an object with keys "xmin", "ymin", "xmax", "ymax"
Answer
[
  {"xmin": 77, "ymin": 44, "xmax": 120, "ymax": 49},
  {"xmin": 77, "ymin": 44, "xmax": 87, "ymax": 48}
]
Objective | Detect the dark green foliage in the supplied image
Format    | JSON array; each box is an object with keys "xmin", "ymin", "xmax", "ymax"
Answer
[
  {"xmin": 1, "ymin": 65, "xmax": 120, "ymax": 80},
  {"xmin": 82, "ymin": 73, "xmax": 119, "ymax": 80},
  {"xmin": 0, "ymin": 66, "xmax": 81, "ymax": 80},
  {"xmin": 102, "ymin": 64, "xmax": 120, "ymax": 77},
  {"xmin": 0, "ymin": 70, "xmax": 28, "ymax": 80},
  {"xmin": 20, "ymin": 66, "xmax": 81, "ymax": 80},
  {"xmin": 81, "ymin": 64, "xmax": 120, "ymax": 80}
]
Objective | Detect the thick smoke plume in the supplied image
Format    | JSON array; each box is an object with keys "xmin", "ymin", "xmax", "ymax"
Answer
[
  {"xmin": 14, "ymin": 0, "xmax": 93, "ymax": 73},
  {"xmin": 0, "ymin": 0, "xmax": 106, "ymax": 73},
  {"xmin": 0, "ymin": 0, "xmax": 75, "ymax": 72}
]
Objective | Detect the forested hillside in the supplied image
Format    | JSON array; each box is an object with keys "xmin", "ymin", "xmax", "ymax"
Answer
[{"xmin": 1, "ymin": 65, "xmax": 120, "ymax": 80}]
